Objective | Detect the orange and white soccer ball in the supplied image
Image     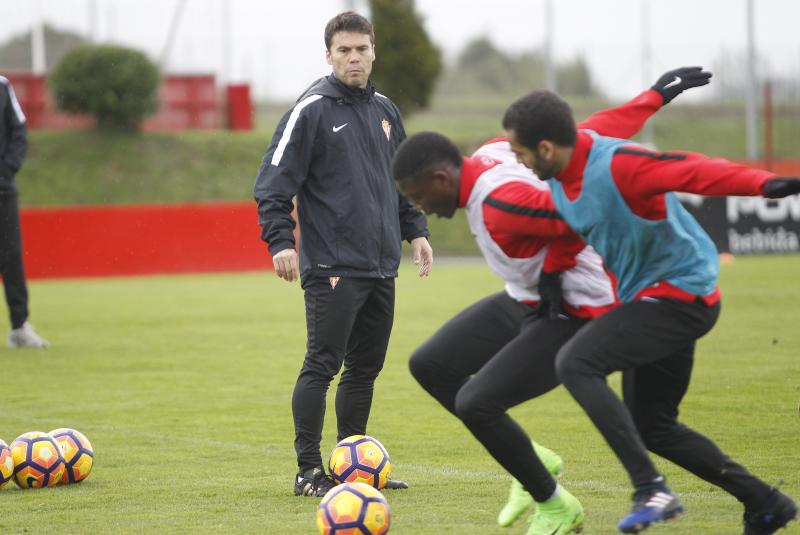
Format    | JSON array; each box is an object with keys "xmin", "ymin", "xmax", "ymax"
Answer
[
  {"xmin": 328, "ymin": 435, "xmax": 391, "ymax": 490},
  {"xmin": 49, "ymin": 428, "xmax": 94, "ymax": 484},
  {"xmin": 0, "ymin": 439, "xmax": 14, "ymax": 487},
  {"xmin": 317, "ymin": 481, "xmax": 390, "ymax": 535},
  {"xmin": 10, "ymin": 431, "xmax": 66, "ymax": 488}
]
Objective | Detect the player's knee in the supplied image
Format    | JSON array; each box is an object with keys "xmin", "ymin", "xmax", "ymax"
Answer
[
  {"xmin": 635, "ymin": 418, "xmax": 679, "ymax": 452},
  {"xmin": 453, "ymin": 387, "xmax": 494, "ymax": 425},
  {"xmin": 408, "ymin": 347, "xmax": 436, "ymax": 387},
  {"xmin": 555, "ymin": 348, "xmax": 599, "ymax": 389},
  {"xmin": 554, "ymin": 350, "xmax": 581, "ymax": 387}
]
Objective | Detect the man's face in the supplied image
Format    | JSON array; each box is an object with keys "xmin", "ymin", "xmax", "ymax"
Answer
[
  {"xmin": 398, "ymin": 172, "xmax": 458, "ymax": 219},
  {"xmin": 326, "ymin": 31, "xmax": 375, "ymax": 89},
  {"xmin": 506, "ymin": 129, "xmax": 559, "ymax": 180}
]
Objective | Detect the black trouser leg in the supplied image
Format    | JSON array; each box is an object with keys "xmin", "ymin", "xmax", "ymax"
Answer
[
  {"xmin": 556, "ymin": 297, "xmax": 769, "ymax": 503},
  {"xmin": 0, "ymin": 193, "xmax": 29, "ymax": 329},
  {"xmin": 455, "ymin": 315, "xmax": 585, "ymax": 501},
  {"xmin": 335, "ymin": 278, "xmax": 394, "ymax": 441},
  {"xmin": 292, "ymin": 277, "xmax": 375, "ymax": 471},
  {"xmin": 623, "ymin": 346, "xmax": 773, "ymax": 507},
  {"xmin": 409, "ymin": 293, "xmax": 521, "ymax": 414},
  {"xmin": 555, "ymin": 299, "xmax": 717, "ymax": 487},
  {"xmin": 410, "ymin": 292, "xmax": 584, "ymax": 502}
]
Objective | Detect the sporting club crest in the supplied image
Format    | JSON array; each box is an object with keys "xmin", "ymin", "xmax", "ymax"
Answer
[{"xmin": 381, "ymin": 119, "xmax": 391, "ymax": 141}]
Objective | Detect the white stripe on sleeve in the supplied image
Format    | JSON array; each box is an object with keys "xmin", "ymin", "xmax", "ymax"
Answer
[
  {"xmin": 270, "ymin": 94, "xmax": 323, "ymax": 166},
  {"xmin": 0, "ymin": 76, "xmax": 26, "ymax": 124}
]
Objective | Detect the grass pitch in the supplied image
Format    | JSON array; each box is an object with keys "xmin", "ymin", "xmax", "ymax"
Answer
[{"xmin": 1, "ymin": 256, "xmax": 798, "ymax": 534}]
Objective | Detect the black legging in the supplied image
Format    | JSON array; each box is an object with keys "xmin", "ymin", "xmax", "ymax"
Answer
[
  {"xmin": 0, "ymin": 192, "xmax": 29, "ymax": 329},
  {"xmin": 409, "ymin": 291, "xmax": 587, "ymax": 502},
  {"xmin": 555, "ymin": 298, "xmax": 772, "ymax": 508},
  {"xmin": 293, "ymin": 277, "xmax": 394, "ymax": 471}
]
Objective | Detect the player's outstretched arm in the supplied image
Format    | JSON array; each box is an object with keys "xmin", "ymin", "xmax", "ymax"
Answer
[
  {"xmin": 651, "ymin": 66, "xmax": 712, "ymax": 105},
  {"xmin": 762, "ymin": 177, "xmax": 800, "ymax": 198}
]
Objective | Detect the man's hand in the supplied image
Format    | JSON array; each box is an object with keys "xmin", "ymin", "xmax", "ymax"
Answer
[
  {"xmin": 652, "ymin": 66, "xmax": 712, "ymax": 104},
  {"xmin": 537, "ymin": 271, "xmax": 564, "ymax": 320},
  {"xmin": 763, "ymin": 177, "xmax": 800, "ymax": 198},
  {"xmin": 411, "ymin": 237, "xmax": 433, "ymax": 277},
  {"xmin": 272, "ymin": 248, "xmax": 299, "ymax": 282}
]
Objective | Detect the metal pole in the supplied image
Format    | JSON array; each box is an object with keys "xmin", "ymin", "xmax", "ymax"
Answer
[
  {"xmin": 221, "ymin": 0, "xmax": 232, "ymax": 84},
  {"xmin": 744, "ymin": 0, "xmax": 759, "ymax": 159},
  {"xmin": 160, "ymin": 0, "xmax": 188, "ymax": 68},
  {"xmin": 544, "ymin": 0, "xmax": 556, "ymax": 92},
  {"xmin": 763, "ymin": 80, "xmax": 773, "ymax": 171},
  {"xmin": 88, "ymin": 0, "xmax": 97, "ymax": 43},
  {"xmin": 640, "ymin": 0, "xmax": 654, "ymax": 146},
  {"xmin": 31, "ymin": 0, "xmax": 46, "ymax": 73}
]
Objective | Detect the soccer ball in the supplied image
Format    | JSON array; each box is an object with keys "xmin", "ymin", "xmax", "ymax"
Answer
[
  {"xmin": 10, "ymin": 431, "xmax": 66, "ymax": 488},
  {"xmin": 329, "ymin": 435, "xmax": 391, "ymax": 489},
  {"xmin": 316, "ymin": 481, "xmax": 390, "ymax": 535},
  {"xmin": 49, "ymin": 428, "xmax": 94, "ymax": 484},
  {"xmin": 0, "ymin": 439, "xmax": 13, "ymax": 487}
]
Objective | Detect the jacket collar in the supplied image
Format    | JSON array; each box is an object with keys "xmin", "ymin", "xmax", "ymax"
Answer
[{"xmin": 297, "ymin": 74, "xmax": 376, "ymax": 104}]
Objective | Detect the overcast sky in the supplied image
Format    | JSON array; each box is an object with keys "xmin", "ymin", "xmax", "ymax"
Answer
[{"xmin": 1, "ymin": 0, "xmax": 798, "ymax": 101}]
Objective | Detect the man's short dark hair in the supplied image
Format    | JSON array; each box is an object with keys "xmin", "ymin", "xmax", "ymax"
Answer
[
  {"xmin": 324, "ymin": 12, "xmax": 374, "ymax": 50},
  {"xmin": 502, "ymin": 90, "xmax": 578, "ymax": 149},
  {"xmin": 392, "ymin": 132, "xmax": 463, "ymax": 185}
]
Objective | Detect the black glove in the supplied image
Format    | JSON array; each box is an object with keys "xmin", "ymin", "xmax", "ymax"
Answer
[
  {"xmin": 537, "ymin": 271, "xmax": 564, "ymax": 320},
  {"xmin": 762, "ymin": 177, "xmax": 800, "ymax": 198},
  {"xmin": 651, "ymin": 66, "xmax": 712, "ymax": 104}
]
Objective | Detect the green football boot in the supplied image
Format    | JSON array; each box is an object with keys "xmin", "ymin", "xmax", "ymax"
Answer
[
  {"xmin": 526, "ymin": 486, "xmax": 585, "ymax": 535},
  {"xmin": 497, "ymin": 441, "xmax": 564, "ymax": 527}
]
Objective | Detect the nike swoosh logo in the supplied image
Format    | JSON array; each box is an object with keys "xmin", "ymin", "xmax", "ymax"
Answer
[
  {"xmin": 332, "ymin": 123, "xmax": 348, "ymax": 133},
  {"xmin": 663, "ymin": 76, "xmax": 682, "ymax": 89}
]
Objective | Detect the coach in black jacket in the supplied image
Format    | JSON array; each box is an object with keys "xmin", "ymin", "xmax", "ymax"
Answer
[
  {"xmin": 0, "ymin": 75, "xmax": 47, "ymax": 348},
  {"xmin": 253, "ymin": 12, "xmax": 431, "ymax": 497}
]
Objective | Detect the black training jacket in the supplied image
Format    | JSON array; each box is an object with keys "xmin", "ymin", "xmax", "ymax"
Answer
[
  {"xmin": 0, "ymin": 76, "xmax": 28, "ymax": 195},
  {"xmin": 253, "ymin": 74, "xmax": 429, "ymax": 281}
]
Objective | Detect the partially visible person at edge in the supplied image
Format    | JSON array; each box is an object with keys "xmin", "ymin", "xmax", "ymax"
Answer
[
  {"xmin": 390, "ymin": 67, "xmax": 704, "ymax": 535},
  {"xmin": 253, "ymin": 12, "xmax": 431, "ymax": 498},
  {"xmin": 502, "ymin": 66, "xmax": 799, "ymax": 534},
  {"xmin": 0, "ymin": 75, "xmax": 48, "ymax": 349}
]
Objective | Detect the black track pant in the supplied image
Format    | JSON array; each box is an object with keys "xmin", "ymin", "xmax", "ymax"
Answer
[
  {"xmin": 0, "ymin": 192, "xmax": 29, "ymax": 329},
  {"xmin": 555, "ymin": 298, "xmax": 772, "ymax": 508},
  {"xmin": 409, "ymin": 291, "xmax": 587, "ymax": 502},
  {"xmin": 293, "ymin": 276, "xmax": 394, "ymax": 471}
]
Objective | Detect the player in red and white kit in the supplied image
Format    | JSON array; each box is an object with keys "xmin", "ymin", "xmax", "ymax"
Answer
[
  {"xmin": 394, "ymin": 132, "xmax": 610, "ymax": 534},
  {"xmin": 501, "ymin": 67, "xmax": 799, "ymax": 534},
  {"xmin": 391, "ymin": 69, "xmax": 712, "ymax": 535}
]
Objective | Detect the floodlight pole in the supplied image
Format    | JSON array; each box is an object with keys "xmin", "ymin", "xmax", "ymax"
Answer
[
  {"xmin": 160, "ymin": 0, "xmax": 188, "ymax": 68},
  {"xmin": 640, "ymin": 0, "xmax": 654, "ymax": 147},
  {"xmin": 543, "ymin": 0, "xmax": 556, "ymax": 92},
  {"xmin": 221, "ymin": 0, "xmax": 232, "ymax": 84},
  {"xmin": 87, "ymin": 0, "xmax": 98, "ymax": 43},
  {"xmin": 744, "ymin": 0, "xmax": 759, "ymax": 159},
  {"xmin": 31, "ymin": 0, "xmax": 46, "ymax": 74}
]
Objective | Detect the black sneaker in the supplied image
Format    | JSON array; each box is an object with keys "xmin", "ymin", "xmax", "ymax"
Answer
[
  {"xmin": 294, "ymin": 466, "xmax": 337, "ymax": 497},
  {"xmin": 384, "ymin": 479, "xmax": 408, "ymax": 490},
  {"xmin": 743, "ymin": 488, "xmax": 798, "ymax": 535}
]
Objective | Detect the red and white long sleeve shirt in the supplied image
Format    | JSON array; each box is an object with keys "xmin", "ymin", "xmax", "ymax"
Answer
[
  {"xmin": 460, "ymin": 138, "xmax": 617, "ymax": 318},
  {"xmin": 557, "ymin": 89, "xmax": 776, "ymax": 304}
]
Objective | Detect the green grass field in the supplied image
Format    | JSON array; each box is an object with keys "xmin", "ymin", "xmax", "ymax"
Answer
[{"xmin": 1, "ymin": 256, "xmax": 798, "ymax": 534}]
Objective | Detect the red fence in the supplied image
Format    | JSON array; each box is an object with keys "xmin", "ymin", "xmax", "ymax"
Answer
[
  {"xmin": 2, "ymin": 71, "xmax": 252, "ymax": 131},
  {"xmin": 21, "ymin": 201, "xmax": 273, "ymax": 279}
]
